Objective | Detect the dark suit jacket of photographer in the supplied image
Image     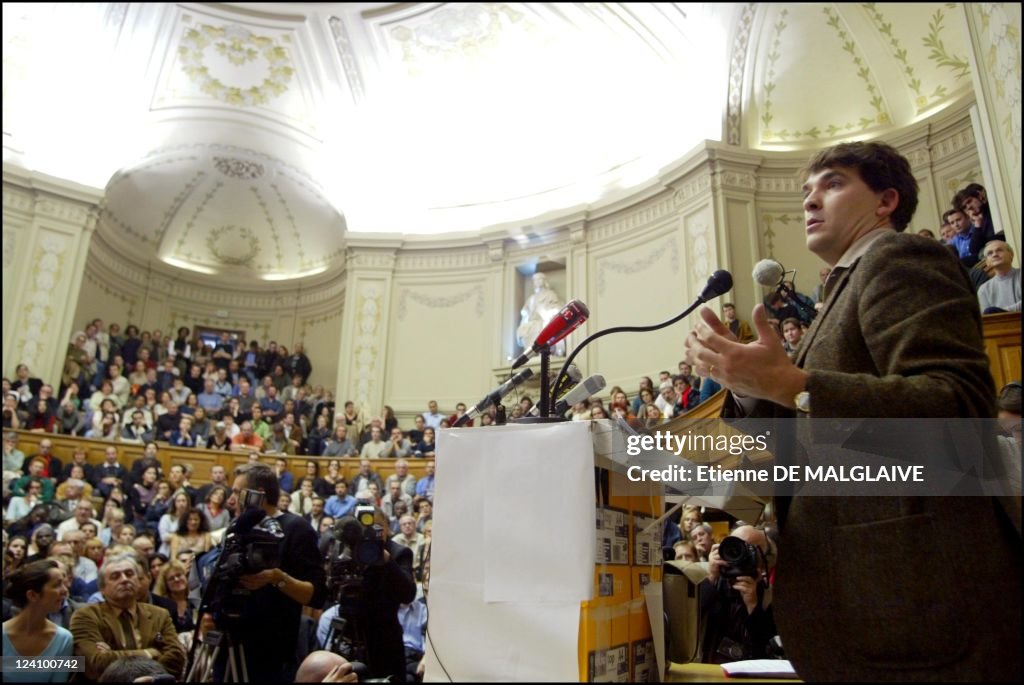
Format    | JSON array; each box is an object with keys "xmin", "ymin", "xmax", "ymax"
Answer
[
  {"xmin": 723, "ymin": 233, "xmax": 1021, "ymax": 681},
  {"xmin": 236, "ymin": 511, "xmax": 327, "ymax": 673},
  {"xmin": 362, "ymin": 540, "xmax": 417, "ymax": 682}
]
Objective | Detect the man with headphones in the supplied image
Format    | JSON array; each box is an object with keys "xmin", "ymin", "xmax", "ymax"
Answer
[{"xmin": 700, "ymin": 525, "xmax": 778, "ymax": 664}]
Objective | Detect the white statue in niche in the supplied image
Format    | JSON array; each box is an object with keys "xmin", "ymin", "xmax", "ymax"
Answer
[{"xmin": 516, "ymin": 272, "xmax": 565, "ymax": 355}]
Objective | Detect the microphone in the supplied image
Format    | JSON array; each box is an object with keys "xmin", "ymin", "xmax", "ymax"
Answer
[
  {"xmin": 511, "ymin": 299, "xmax": 590, "ymax": 369},
  {"xmin": 753, "ymin": 258, "xmax": 785, "ymax": 289},
  {"xmin": 454, "ymin": 367, "xmax": 535, "ymax": 427},
  {"xmin": 526, "ymin": 364, "xmax": 583, "ymax": 417},
  {"xmin": 550, "ymin": 270, "xmax": 733, "ymax": 402},
  {"xmin": 752, "ymin": 260, "xmax": 814, "ymax": 320},
  {"xmin": 551, "ymin": 374, "xmax": 607, "ymax": 417}
]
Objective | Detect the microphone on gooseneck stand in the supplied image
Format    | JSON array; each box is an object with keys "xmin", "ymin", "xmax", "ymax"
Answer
[
  {"xmin": 550, "ymin": 374, "xmax": 607, "ymax": 417},
  {"xmin": 454, "ymin": 368, "xmax": 535, "ymax": 427},
  {"xmin": 511, "ymin": 299, "xmax": 590, "ymax": 369},
  {"xmin": 549, "ymin": 270, "xmax": 734, "ymax": 406}
]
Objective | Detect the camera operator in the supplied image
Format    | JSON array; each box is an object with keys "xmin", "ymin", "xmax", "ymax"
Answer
[
  {"xmin": 319, "ymin": 507, "xmax": 416, "ymax": 682},
  {"xmin": 224, "ymin": 463, "xmax": 327, "ymax": 681},
  {"xmin": 699, "ymin": 525, "xmax": 779, "ymax": 664}
]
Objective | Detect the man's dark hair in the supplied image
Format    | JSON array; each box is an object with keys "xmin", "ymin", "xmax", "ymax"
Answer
[
  {"xmin": 723, "ymin": 302, "xmax": 735, "ymax": 309},
  {"xmin": 953, "ymin": 184, "xmax": 987, "ymax": 212},
  {"xmin": 98, "ymin": 655, "xmax": 169, "ymax": 683},
  {"xmin": 233, "ymin": 462, "xmax": 280, "ymax": 502},
  {"xmin": 803, "ymin": 141, "xmax": 919, "ymax": 232},
  {"xmin": 781, "ymin": 317, "xmax": 802, "ymax": 329},
  {"xmin": 942, "ymin": 208, "xmax": 964, "ymax": 224}
]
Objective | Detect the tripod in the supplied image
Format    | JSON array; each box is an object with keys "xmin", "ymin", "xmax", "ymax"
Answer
[{"xmin": 185, "ymin": 629, "xmax": 249, "ymax": 683}]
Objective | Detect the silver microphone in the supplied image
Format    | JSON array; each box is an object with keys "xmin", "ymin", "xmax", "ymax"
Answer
[
  {"xmin": 551, "ymin": 374, "xmax": 607, "ymax": 417},
  {"xmin": 753, "ymin": 258, "xmax": 785, "ymax": 288}
]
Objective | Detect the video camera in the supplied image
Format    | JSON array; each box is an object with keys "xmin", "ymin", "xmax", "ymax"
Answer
[{"xmin": 204, "ymin": 490, "xmax": 283, "ymax": 626}]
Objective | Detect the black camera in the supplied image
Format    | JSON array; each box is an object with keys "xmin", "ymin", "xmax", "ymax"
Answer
[
  {"xmin": 334, "ymin": 506, "xmax": 385, "ymax": 566},
  {"xmin": 204, "ymin": 505, "xmax": 283, "ymax": 627},
  {"xmin": 717, "ymin": 535, "xmax": 760, "ymax": 579}
]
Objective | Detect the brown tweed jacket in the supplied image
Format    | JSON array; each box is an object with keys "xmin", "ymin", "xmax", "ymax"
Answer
[
  {"xmin": 725, "ymin": 231, "xmax": 1021, "ymax": 681},
  {"xmin": 70, "ymin": 600, "xmax": 186, "ymax": 681}
]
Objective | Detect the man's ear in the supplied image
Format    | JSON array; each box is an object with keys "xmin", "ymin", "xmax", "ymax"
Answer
[{"xmin": 877, "ymin": 188, "xmax": 899, "ymax": 218}]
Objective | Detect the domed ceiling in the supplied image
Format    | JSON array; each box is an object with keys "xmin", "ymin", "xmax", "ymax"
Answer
[{"xmin": 3, "ymin": 2, "xmax": 976, "ymax": 283}]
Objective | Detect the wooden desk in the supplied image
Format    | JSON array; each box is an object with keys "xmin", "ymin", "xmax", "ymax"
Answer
[{"xmin": 668, "ymin": 662, "xmax": 800, "ymax": 682}]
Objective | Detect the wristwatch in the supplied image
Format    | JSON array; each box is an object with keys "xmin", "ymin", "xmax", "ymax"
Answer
[{"xmin": 794, "ymin": 390, "xmax": 811, "ymax": 413}]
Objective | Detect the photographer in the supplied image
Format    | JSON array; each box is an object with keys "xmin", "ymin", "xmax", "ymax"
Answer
[
  {"xmin": 700, "ymin": 525, "xmax": 778, "ymax": 664},
  {"xmin": 221, "ymin": 463, "xmax": 327, "ymax": 681},
  {"xmin": 319, "ymin": 508, "xmax": 416, "ymax": 682}
]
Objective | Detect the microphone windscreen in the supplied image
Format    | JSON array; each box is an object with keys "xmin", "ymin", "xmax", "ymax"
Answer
[
  {"xmin": 699, "ymin": 270, "xmax": 734, "ymax": 301},
  {"xmin": 753, "ymin": 259, "xmax": 784, "ymax": 287}
]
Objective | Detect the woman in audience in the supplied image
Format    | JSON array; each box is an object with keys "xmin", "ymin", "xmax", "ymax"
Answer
[
  {"xmin": 154, "ymin": 560, "xmax": 197, "ymax": 634},
  {"xmin": 206, "ymin": 421, "xmax": 232, "ymax": 451},
  {"xmin": 315, "ymin": 460, "xmax": 342, "ymax": 498},
  {"xmin": 590, "ymin": 405, "xmax": 609, "ymax": 420},
  {"xmin": 382, "ymin": 405, "xmax": 399, "ymax": 433},
  {"xmin": 305, "ymin": 414, "xmax": 331, "ymax": 456},
  {"xmin": 158, "ymin": 490, "xmax": 192, "ymax": 556},
  {"xmin": 130, "ymin": 466, "xmax": 160, "ymax": 521},
  {"xmin": 289, "ymin": 478, "xmax": 317, "ymax": 516},
  {"xmin": 26, "ymin": 399, "xmax": 57, "ymax": 433},
  {"xmin": 2, "ymin": 560, "xmax": 74, "ymax": 681},
  {"xmin": 642, "ymin": 403, "xmax": 664, "ymax": 429},
  {"xmin": 83, "ymin": 537, "xmax": 105, "ymax": 568},
  {"xmin": 128, "ymin": 360, "xmax": 149, "ymax": 392},
  {"xmin": 116, "ymin": 525, "xmax": 137, "ymax": 547},
  {"xmin": 181, "ymin": 393, "xmax": 199, "ymax": 416},
  {"xmin": 199, "ymin": 486, "xmax": 231, "ymax": 531},
  {"xmin": 142, "ymin": 480, "xmax": 173, "ymax": 529},
  {"xmin": 4, "ymin": 535, "xmax": 28, "ymax": 579},
  {"xmin": 6, "ymin": 479, "xmax": 45, "ymax": 522},
  {"xmin": 55, "ymin": 465, "xmax": 93, "ymax": 502},
  {"xmin": 169, "ymin": 508, "xmax": 212, "ymax": 558},
  {"xmin": 414, "ymin": 427, "xmax": 436, "ymax": 458},
  {"xmin": 191, "ymin": 406, "xmax": 212, "ymax": 442},
  {"xmin": 148, "ymin": 552, "xmax": 168, "ymax": 580},
  {"xmin": 341, "ymin": 400, "xmax": 362, "ymax": 436}
]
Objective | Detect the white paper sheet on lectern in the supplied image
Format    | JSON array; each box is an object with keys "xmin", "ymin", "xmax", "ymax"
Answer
[{"xmin": 426, "ymin": 422, "xmax": 597, "ymax": 682}]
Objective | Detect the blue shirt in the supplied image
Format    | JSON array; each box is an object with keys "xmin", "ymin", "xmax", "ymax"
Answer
[
  {"xmin": 399, "ymin": 599, "xmax": 429, "ymax": 652},
  {"xmin": 324, "ymin": 493, "xmax": 356, "ymax": 519},
  {"xmin": 415, "ymin": 475, "xmax": 435, "ymax": 500},
  {"xmin": 2, "ymin": 626, "xmax": 73, "ymax": 682},
  {"xmin": 950, "ymin": 228, "xmax": 978, "ymax": 259},
  {"xmin": 196, "ymin": 391, "xmax": 224, "ymax": 412}
]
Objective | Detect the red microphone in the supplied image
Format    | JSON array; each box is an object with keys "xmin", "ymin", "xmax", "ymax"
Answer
[{"xmin": 511, "ymin": 299, "xmax": 590, "ymax": 369}]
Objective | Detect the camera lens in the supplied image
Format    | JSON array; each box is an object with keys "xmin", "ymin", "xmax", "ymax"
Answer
[{"xmin": 718, "ymin": 536, "xmax": 745, "ymax": 563}]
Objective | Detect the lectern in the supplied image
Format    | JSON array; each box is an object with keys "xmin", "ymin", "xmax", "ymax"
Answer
[{"xmin": 424, "ymin": 420, "xmax": 663, "ymax": 682}]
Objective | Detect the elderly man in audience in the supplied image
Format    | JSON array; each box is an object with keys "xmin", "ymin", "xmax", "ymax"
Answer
[
  {"xmin": 57, "ymin": 500, "xmax": 104, "ymax": 540},
  {"xmin": 392, "ymin": 514, "xmax": 426, "ymax": 559},
  {"xmin": 230, "ymin": 420, "xmax": 264, "ymax": 453},
  {"xmin": 381, "ymin": 481, "xmax": 413, "ymax": 521},
  {"xmin": 70, "ymin": 554, "xmax": 186, "ymax": 680},
  {"xmin": 977, "ymin": 240, "xmax": 1021, "ymax": 313},
  {"xmin": 385, "ymin": 459, "xmax": 418, "ymax": 499},
  {"xmin": 690, "ymin": 523, "xmax": 714, "ymax": 562},
  {"xmin": 61, "ymin": 529, "xmax": 99, "ymax": 585},
  {"xmin": 415, "ymin": 461, "xmax": 435, "ymax": 501}
]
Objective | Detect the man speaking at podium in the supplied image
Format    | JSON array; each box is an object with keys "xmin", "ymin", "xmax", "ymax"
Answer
[{"xmin": 684, "ymin": 141, "xmax": 1020, "ymax": 681}]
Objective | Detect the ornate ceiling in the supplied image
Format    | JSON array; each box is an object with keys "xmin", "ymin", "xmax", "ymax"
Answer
[{"xmin": 2, "ymin": 2, "xmax": 976, "ymax": 284}]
